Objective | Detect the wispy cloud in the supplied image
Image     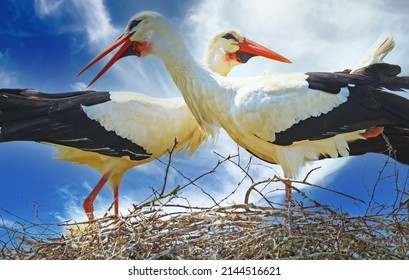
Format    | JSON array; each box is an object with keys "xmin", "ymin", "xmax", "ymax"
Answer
[
  {"xmin": 53, "ymin": 181, "xmax": 111, "ymax": 222},
  {"xmin": 70, "ymin": 82, "xmax": 88, "ymax": 91},
  {"xmin": 71, "ymin": 0, "xmax": 118, "ymax": 46},
  {"xmin": 53, "ymin": 184, "xmax": 85, "ymax": 222},
  {"xmin": 53, "ymin": 179, "xmax": 149, "ymax": 221},
  {"xmin": 0, "ymin": 70, "xmax": 16, "ymax": 87},
  {"xmin": 0, "ymin": 50, "xmax": 18, "ymax": 87},
  {"xmin": 34, "ymin": 0, "xmax": 64, "ymax": 18},
  {"xmin": 0, "ymin": 215, "xmax": 18, "ymax": 229},
  {"xmin": 34, "ymin": 0, "xmax": 119, "ymax": 45}
]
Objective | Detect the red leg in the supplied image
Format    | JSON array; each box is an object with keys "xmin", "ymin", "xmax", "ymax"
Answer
[
  {"xmin": 113, "ymin": 185, "xmax": 119, "ymax": 217},
  {"xmin": 82, "ymin": 173, "xmax": 110, "ymax": 220},
  {"xmin": 284, "ymin": 180, "xmax": 292, "ymax": 204}
]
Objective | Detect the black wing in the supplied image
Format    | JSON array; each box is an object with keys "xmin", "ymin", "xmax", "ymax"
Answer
[
  {"xmin": 0, "ymin": 88, "xmax": 150, "ymax": 160},
  {"xmin": 272, "ymin": 64, "xmax": 409, "ymax": 146}
]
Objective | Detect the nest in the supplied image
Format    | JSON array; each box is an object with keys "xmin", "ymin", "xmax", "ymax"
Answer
[{"xmin": 1, "ymin": 197, "xmax": 408, "ymax": 260}]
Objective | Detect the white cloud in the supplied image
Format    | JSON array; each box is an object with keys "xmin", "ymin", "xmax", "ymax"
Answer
[
  {"xmin": 53, "ymin": 179, "xmax": 156, "ymax": 221},
  {"xmin": 70, "ymin": 82, "xmax": 88, "ymax": 91},
  {"xmin": 0, "ymin": 216, "xmax": 17, "ymax": 229},
  {"xmin": 34, "ymin": 0, "xmax": 64, "ymax": 18},
  {"xmin": 53, "ymin": 181, "xmax": 113, "ymax": 222},
  {"xmin": 0, "ymin": 51, "xmax": 18, "ymax": 87},
  {"xmin": 71, "ymin": 0, "xmax": 119, "ymax": 46},
  {"xmin": 0, "ymin": 70, "xmax": 15, "ymax": 87},
  {"xmin": 53, "ymin": 184, "xmax": 86, "ymax": 222},
  {"xmin": 35, "ymin": 0, "xmax": 119, "ymax": 45}
]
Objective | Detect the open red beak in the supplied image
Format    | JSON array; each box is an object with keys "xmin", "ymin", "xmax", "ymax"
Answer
[
  {"xmin": 77, "ymin": 32, "xmax": 140, "ymax": 88},
  {"xmin": 238, "ymin": 38, "xmax": 292, "ymax": 64}
]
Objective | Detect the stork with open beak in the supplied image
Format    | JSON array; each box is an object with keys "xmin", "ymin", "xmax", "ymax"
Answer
[
  {"xmin": 79, "ymin": 11, "xmax": 409, "ymax": 203},
  {"xmin": 0, "ymin": 29, "xmax": 285, "ymax": 220}
]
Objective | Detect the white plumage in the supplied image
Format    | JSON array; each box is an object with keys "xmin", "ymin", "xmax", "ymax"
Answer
[
  {"xmin": 82, "ymin": 93, "xmax": 201, "ymax": 156},
  {"xmin": 351, "ymin": 34, "xmax": 395, "ymax": 73}
]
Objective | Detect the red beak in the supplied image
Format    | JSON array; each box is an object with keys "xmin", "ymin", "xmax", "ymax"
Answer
[
  {"xmin": 238, "ymin": 38, "xmax": 292, "ymax": 63},
  {"xmin": 77, "ymin": 32, "xmax": 136, "ymax": 88}
]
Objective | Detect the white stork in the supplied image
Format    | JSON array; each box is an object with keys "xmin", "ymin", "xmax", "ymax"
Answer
[
  {"xmin": 79, "ymin": 11, "xmax": 409, "ymax": 203},
  {"xmin": 0, "ymin": 29, "xmax": 287, "ymax": 220}
]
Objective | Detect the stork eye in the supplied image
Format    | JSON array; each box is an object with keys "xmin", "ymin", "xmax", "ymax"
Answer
[
  {"xmin": 129, "ymin": 19, "xmax": 142, "ymax": 30},
  {"xmin": 222, "ymin": 33, "xmax": 238, "ymax": 42}
]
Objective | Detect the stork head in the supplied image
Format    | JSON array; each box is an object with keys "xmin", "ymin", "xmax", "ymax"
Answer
[
  {"xmin": 77, "ymin": 11, "xmax": 292, "ymax": 87},
  {"xmin": 77, "ymin": 11, "xmax": 182, "ymax": 87},
  {"xmin": 205, "ymin": 29, "xmax": 291, "ymax": 76},
  {"xmin": 122, "ymin": 11, "xmax": 183, "ymax": 58}
]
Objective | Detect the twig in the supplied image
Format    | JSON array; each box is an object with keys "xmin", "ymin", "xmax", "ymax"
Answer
[
  {"xmin": 160, "ymin": 138, "xmax": 178, "ymax": 196},
  {"xmin": 303, "ymin": 166, "xmax": 322, "ymax": 182}
]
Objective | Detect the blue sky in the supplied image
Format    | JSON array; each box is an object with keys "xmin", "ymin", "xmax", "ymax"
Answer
[{"xmin": 1, "ymin": 0, "xmax": 409, "ymax": 229}]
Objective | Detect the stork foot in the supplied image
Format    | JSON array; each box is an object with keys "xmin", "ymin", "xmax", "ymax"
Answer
[
  {"xmin": 82, "ymin": 198, "xmax": 95, "ymax": 221},
  {"xmin": 82, "ymin": 173, "xmax": 110, "ymax": 221},
  {"xmin": 361, "ymin": 126, "xmax": 384, "ymax": 138}
]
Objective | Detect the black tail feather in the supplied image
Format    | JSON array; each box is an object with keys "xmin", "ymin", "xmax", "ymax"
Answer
[{"xmin": 0, "ymin": 88, "xmax": 107, "ymax": 123}]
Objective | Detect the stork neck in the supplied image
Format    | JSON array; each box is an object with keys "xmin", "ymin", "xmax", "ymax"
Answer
[{"xmin": 157, "ymin": 48, "xmax": 231, "ymax": 136}]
